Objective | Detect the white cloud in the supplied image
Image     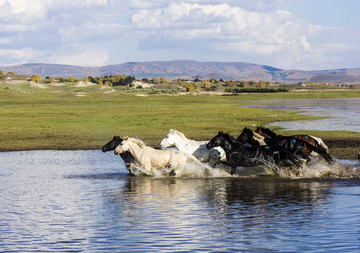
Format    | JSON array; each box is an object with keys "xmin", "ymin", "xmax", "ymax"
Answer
[
  {"xmin": 49, "ymin": 49, "xmax": 109, "ymax": 67},
  {"xmin": 129, "ymin": 2, "xmax": 320, "ymax": 68},
  {"xmin": 0, "ymin": 0, "xmax": 359, "ymax": 69},
  {"xmin": 0, "ymin": 48, "xmax": 46, "ymax": 65}
]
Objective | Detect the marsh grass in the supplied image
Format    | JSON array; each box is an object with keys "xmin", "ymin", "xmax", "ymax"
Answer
[{"xmin": 1, "ymin": 81, "xmax": 360, "ymax": 158}]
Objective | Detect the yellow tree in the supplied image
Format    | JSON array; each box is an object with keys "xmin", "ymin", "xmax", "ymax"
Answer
[
  {"xmin": 185, "ymin": 84, "xmax": 194, "ymax": 92},
  {"xmin": 30, "ymin": 75, "xmax": 41, "ymax": 83},
  {"xmin": 255, "ymin": 80, "xmax": 265, "ymax": 88},
  {"xmin": 160, "ymin": 76, "xmax": 167, "ymax": 83},
  {"xmin": 204, "ymin": 81, "xmax": 211, "ymax": 91},
  {"xmin": 66, "ymin": 76, "xmax": 76, "ymax": 82},
  {"xmin": 151, "ymin": 77, "xmax": 158, "ymax": 84}
]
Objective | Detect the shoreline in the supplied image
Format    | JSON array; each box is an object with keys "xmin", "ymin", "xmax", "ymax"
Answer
[
  {"xmin": 1, "ymin": 137, "xmax": 359, "ymax": 160},
  {"xmin": 1, "ymin": 87, "xmax": 360, "ymax": 160}
]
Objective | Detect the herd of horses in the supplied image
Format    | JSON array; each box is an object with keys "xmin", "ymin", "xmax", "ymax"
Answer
[{"xmin": 101, "ymin": 126, "xmax": 334, "ymax": 176}]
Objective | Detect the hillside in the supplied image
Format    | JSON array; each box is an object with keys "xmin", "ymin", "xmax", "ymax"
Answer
[{"xmin": 1, "ymin": 60, "xmax": 360, "ymax": 84}]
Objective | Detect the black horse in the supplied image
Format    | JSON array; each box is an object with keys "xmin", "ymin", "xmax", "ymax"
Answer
[
  {"xmin": 101, "ymin": 136, "xmax": 136, "ymax": 174},
  {"xmin": 255, "ymin": 127, "xmax": 333, "ymax": 164},
  {"xmin": 207, "ymin": 132, "xmax": 299, "ymax": 175},
  {"xmin": 236, "ymin": 127, "xmax": 261, "ymax": 147}
]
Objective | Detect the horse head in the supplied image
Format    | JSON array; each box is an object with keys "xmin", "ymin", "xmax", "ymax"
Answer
[
  {"xmin": 160, "ymin": 129, "xmax": 188, "ymax": 149},
  {"xmin": 102, "ymin": 136, "xmax": 123, "ymax": 152},
  {"xmin": 160, "ymin": 129, "xmax": 177, "ymax": 149},
  {"xmin": 255, "ymin": 126, "xmax": 277, "ymax": 139},
  {"xmin": 114, "ymin": 137, "xmax": 133, "ymax": 154},
  {"xmin": 236, "ymin": 127, "xmax": 253, "ymax": 143},
  {"xmin": 207, "ymin": 131, "xmax": 235, "ymax": 152}
]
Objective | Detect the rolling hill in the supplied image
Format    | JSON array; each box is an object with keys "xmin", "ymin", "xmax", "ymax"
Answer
[{"xmin": 1, "ymin": 60, "xmax": 360, "ymax": 84}]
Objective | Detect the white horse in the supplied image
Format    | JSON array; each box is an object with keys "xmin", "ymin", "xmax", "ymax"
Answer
[
  {"xmin": 160, "ymin": 129, "xmax": 226, "ymax": 166},
  {"xmin": 114, "ymin": 137, "xmax": 206, "ymax": 176}
]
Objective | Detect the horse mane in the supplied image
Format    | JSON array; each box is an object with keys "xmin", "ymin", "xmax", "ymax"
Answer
[
  {"xmin": 257, "ymin": 126, "xmax": 277, "ymax": 138},
  {"xmin": 169, "ymin": 129, "xmax": 187, "ymax": 140},
  {"xmin": 262, "ymin": 127, "xmax": 277, "ymax": 137},
  {"xmin": 218, "ymin": 131, "xmax": 235, "ymax": 143},
  {"xmin": 242, "ymin": 127, "xmax": 253, "ymax": 135},
  {"xmin": 124, "ymin": 137, "xmax": 146, "ymax": 147}
]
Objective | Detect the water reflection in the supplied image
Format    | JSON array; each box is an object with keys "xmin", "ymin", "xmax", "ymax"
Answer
[
  {"xmin": 100, "ymin": 176, "xmax": 338, "ymax": 251},
  {"xmin": 1, "ymin": 150, "xmax": 360, "ymax": 252}
]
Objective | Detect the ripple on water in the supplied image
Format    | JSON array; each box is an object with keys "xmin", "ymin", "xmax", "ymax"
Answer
[
  {"xmin": 1, "ymin": 150, "xmax": 360, "ymax": 252},
  {"xmin": 249, "ymin": 98, "xmax": 360, "ymax": 133}
]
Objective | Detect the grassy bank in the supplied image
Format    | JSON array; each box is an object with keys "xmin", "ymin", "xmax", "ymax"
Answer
[{"xmin": 1, "ymin": 80, "xmax": 360, "ymax": 159}]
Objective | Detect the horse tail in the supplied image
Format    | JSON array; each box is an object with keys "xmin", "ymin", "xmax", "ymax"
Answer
[
  {"xmin": 252, "ymin": 131, "xmax": 266, "ymax": 145},
  {"xmin": 309, "ymin": 135, "xmax": 329, "ymax": 151}
]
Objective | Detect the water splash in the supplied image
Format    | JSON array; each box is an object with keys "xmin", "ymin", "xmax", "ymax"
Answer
[
  {"xmin": 232, "ymin": 157, "xmax": 360, "ymax": 179},
  {"xmin": 130, "ymin": 157, "xmax": 360, "ymax": 179}
]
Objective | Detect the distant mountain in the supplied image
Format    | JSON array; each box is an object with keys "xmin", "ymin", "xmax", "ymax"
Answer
[{"xmin": 1, "ymin": 60, "xmax": 360, "ymax": 84}]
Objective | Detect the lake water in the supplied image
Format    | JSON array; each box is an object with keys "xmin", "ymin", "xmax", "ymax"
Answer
[
  {"xmin": 250, "ymin": 98, "xmax": 360, "ymax": 132},
  {"xmin": 1, "ymin": 150, "xmax": 360, "ymax": 252}
]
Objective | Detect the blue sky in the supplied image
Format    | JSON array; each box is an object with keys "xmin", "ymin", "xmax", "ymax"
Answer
[{"xmin": 1, "ymin": 0, "xmax": 359, "ymax": 70}]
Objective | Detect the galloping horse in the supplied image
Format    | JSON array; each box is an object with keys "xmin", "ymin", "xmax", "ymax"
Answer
[
  {"xmin": 236, "ymin": 127, "xmax": 266, "ymax": 147},
  {"xmin": 160, "ymin": 129, "xmax": 226, "ymax": 165},
  {"xmin": 255, "ymin": 126, "xmax": 332, "ymax": 163},
  {"xmin": 102, "ymin": 136, "xmax": 137, "ymax": 174},
  {"xmin": 255, "ymin": 126, "xmax": 328, "ymax": 151},
  {"xmin": 115, "ymin": 137, "xmax": 203, "ymax": 175},
  {"xmin": 207, "ymin": 132, "xmax": 300, "ymax": 175}
]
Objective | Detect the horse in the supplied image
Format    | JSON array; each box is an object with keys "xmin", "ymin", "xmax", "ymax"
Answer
[
  {"xmin": 255, "ymin": 126, "xmax": 328, "ymax": 151},
  {"xmin": 102, "ymin": 136, "xmax": 137, "ymax": 175},
  {"xmin": 236, "ymin": 127, "xmax": 266, "ymax": 147},
  {"xmin": 255, "ymin": 126, "xmax": 332, "ymax": 164},
  {"xmin": 115, "ymin": 137, "xmax": 204, "ymax": 176},
  {"xmin": 206, "ymin": 131, "xmax": 300, "ymax": 175},
  {"xmin": 160, "ymin": 129, "xmax": 226, "ymax": 166}
]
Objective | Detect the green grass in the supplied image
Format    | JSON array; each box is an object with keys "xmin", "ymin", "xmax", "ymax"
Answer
[{"xmin": 1, "ymin": 80, "xmax": 360, "ymax": 159}]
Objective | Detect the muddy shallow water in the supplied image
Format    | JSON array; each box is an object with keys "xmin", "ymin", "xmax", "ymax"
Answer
[{"xmin": 1, "ymin": 150, "xmax": 360, "ymax": 252}]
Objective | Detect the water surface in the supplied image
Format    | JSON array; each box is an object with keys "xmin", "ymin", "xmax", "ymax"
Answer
[
  {"xmin": 250, "ymin": 98, "xmax": 360, "ymax": 132},
  {"xmin": 1, "ymin": 150, "xmax": 360, "ymax": 252}
]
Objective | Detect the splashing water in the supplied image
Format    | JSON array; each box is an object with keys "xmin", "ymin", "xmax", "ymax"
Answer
[
  {"xmin": 130, "ymin": 161, "xmax": 231, "ymax": 178},
  {"xmin": 130, "ymin": 157, "xmax": 360, "ymax": 179},
  {"xmin": 257, "ymin": 158, "xmax": 360, "ymax": 179}
]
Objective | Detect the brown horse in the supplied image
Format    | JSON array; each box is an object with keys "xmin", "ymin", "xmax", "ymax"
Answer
[
  {"xmin": 255, "ymin": 126, "xmax": 332, "ymax": 164},
  {"xmin": 255, "ymin": 126, "xmax": 328, "ymax": 150}
]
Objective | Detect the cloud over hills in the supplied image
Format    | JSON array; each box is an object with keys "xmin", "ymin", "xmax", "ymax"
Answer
[{"xmin": 0, "ymin": 0, "xmax": 359, "ymax": 70}]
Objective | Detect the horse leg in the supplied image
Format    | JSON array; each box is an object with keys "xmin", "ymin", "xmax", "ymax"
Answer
[
  {"xmin": 164, "ymin": 163, "xmax": 176, "ymax": 176},
  {"xmin": 307, "ymin": 143, "xmax": 333, "ymax": 164},
  {"xmin": 216, "ymin": 160, "xmax": 237, "ymax": 175},
  {"xmin": 219, "ymin": 159, "xmax": 237, "ymax": 174},
  {"xmin": 229, "ymin": 166, "xmax": 237, "ymax": 175},
  {"xmin": 315, "ymin": 146, "xmax": 333, "ymax": 164},
  {"xmin": 129, "ymin": 162, "xmax": 135, "ymax": 175}
]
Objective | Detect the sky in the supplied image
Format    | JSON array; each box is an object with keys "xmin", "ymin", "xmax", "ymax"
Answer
[{"xmin": 1, "ymin": 0, "xmax": 360, "ymax": 70}]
